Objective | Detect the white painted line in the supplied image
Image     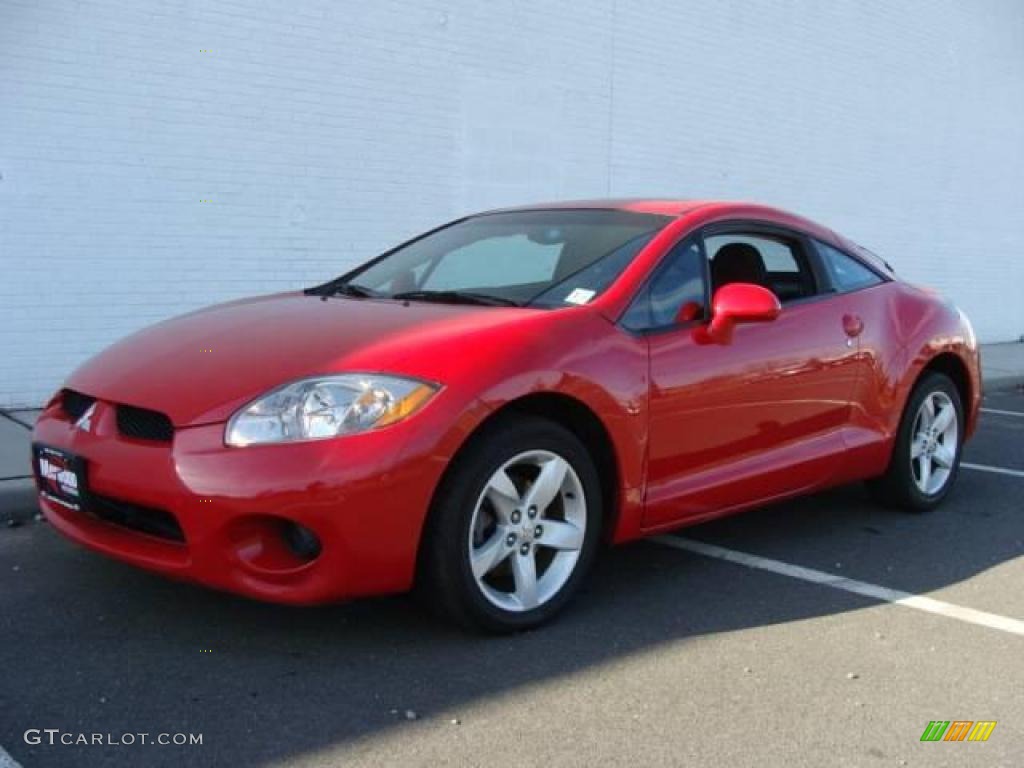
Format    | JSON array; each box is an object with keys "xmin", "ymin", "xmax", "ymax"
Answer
[
  {"xmin": 653, "ymin": 536, "xmax": 1024, "ymax": 637},
  {"xmin": 981, "ymin": 407, "xmax": 1024, "ymax": 418},
  {"xmin": 962, "ymin": 461, "xmax": 1024, "ymax": 479},
  {"xmin": 0, "ymin": 744, "xmax": 23, "ymax": 768}
]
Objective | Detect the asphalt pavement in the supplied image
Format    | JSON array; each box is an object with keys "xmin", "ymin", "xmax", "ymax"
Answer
[{"xmin": 1, "ymin": 393, "xmax": 1022, "ymax": 767}]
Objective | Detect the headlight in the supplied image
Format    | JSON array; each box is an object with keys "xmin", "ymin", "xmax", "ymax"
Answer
[{"xmin": 225, "ymin": 374, "xmax": 439, "ymax": 446}]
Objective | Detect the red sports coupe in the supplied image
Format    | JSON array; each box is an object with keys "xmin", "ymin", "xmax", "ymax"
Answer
[{"xmin": 33, "ymin": 200, "xmax": 981, "ymax": 631}]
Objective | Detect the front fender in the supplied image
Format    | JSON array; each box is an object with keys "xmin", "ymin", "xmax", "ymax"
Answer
[{"xmin": 439, "ymin": 321, "xmax": 650, "ymax": 543}]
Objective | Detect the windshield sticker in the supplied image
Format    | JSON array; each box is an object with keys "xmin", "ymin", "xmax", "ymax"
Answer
[{"xmin": 564, "ymin": 288, "xmax": 596, "ymax": 305}]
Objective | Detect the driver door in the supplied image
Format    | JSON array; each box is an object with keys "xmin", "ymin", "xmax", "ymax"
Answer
[{"xmin": 633, "ymin": 227, "xmax": 863, "ymax": 529}]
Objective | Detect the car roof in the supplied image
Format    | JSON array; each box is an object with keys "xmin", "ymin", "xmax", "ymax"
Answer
[
  {"xmin": 487, "ymin": 197, "xmax": 839, "ymax": 237},
  {"xmin": 483, "ymin": 198, "xmax": 828, "ymax": 230},
  {"xmin": 484, "ymin": 198, "xmax": 712, "ymax": 217}
]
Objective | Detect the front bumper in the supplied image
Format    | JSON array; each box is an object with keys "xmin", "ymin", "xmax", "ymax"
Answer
[{"xmin": 32, "ymin": 397, "xmax": 447, "ymax": 604}]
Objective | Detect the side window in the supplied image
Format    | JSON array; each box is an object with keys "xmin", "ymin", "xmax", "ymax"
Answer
[
  {"xmin": 423, "ymin": 235, "xmax": 560, "ymax": 290},
  {"xmin": 621, "ymin": 239, "xmax": 706, "ymax": 331},
  {"xmin": 704, "ymin": 233, "xmax": 816, "ymax": 303},
  {"xmin": 816, "ymin": 241, "xmax": 884, "ymax": 292}
]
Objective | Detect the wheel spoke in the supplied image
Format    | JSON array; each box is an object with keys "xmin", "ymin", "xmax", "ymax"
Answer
[
  {"xmin": 524, "ymin": 456, "xmax": 568, "ymax": 514},
  {"xmin": 471, "ymin": 530, "xmax": 512, "ymax": 579},
  {"xmin": 933, "ymin": 443, "xmax": 954, "ymax": 468},
  {"xmin": 512, "ymin": 551, "xmax": 539, "ymax": 610},
  {"xmin": 485, "ymin": 469, "xmax": 521, "ymax": 522},
  {"xmin": 918, "ymin": 456, "xmax": 932, "ymax": 490},
  {"xmin": 920, "ymin": 396, "xmax": 935, "ymax": 428},
  {"xmin": 537, "ymin": 520, "xmax": 584, "ymax": 551},
  {"xmin": 931, "ymin": 404, "xmax": 954, "ymax": 434}
]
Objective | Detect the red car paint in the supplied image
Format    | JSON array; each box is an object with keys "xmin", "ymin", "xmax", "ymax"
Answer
[{"xmin": 32, "ymin": 200, "xmax": 981, "ymax": 604}]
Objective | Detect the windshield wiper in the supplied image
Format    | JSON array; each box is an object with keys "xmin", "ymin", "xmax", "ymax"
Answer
[
  {"xmin": 391, "ymin": 290, "xmax": 520, "ymax": 307},
  {"xmin": 305, "ymin": 281, "xmax": 380, "ymax": 299}
]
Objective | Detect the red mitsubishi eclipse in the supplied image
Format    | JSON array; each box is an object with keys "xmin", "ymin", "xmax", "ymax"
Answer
[{"xmin": 33, "ymin": 200, "xmax": 981, "ymax": 631}]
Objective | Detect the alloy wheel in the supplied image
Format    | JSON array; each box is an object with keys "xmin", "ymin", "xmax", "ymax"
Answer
[
  {"xmin": 467, "ymin": 450, "xmax": 587, "ymax": 612},
  {"xmin": 910, "ymin": 391, "xmax": 959, "ymax": 495}
]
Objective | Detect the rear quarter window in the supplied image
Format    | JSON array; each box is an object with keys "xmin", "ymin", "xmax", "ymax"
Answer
[{"xmin": 816, "ymin": 241, "xmax": 884, "ymax": 292}]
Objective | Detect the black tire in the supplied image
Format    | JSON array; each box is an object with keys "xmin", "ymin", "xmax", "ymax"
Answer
[
  {"xmin": 418, "ymin": 414, "xmax": 604, "ymax": 633},
  {"xmin": 867, "ymin": 371, "xmax": 964, "ymax": 512}
]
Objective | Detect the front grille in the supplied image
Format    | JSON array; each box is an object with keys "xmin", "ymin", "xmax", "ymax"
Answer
[
  {"xmin": 89, "ymin": 493, "xmax": 185, "ymax": 542},
  {"xmin": 117, "ymin": 405, "xmax": 174, "ymax": 442},
  {"xmin": 62, "ymin": 390, "xmax": 96, "ymax": 422}
]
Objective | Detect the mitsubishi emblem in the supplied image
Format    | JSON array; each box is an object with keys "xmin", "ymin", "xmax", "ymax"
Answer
[{"xmin": 74, "ymin": 403, "xmax": 96, "ymax": 433}]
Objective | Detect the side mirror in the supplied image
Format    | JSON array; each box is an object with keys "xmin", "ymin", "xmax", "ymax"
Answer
[{"xmin": 698, "ymin": 283, "xmax": 781, "ymax": 344}]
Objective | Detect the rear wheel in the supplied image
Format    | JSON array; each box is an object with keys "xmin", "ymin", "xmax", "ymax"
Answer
[
  {"xmin": 419, "ymin": 415, "xmax": 603, "ymax": 633},
  {"xmin": 868, "ymin": 371, "xmax": 963, "ymax": 511}
]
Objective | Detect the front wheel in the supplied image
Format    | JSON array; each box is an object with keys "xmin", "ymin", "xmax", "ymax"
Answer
[
  {"xmin": 419, "ymin": 415, "xmax": 603, "ymax": 633},
  {"xmin": 868, "ymin": 371, "xmax": 964, "ymax": 511}
]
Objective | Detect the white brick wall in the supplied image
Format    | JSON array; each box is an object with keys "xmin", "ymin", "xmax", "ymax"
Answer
[{"xmin": 1, "ymin": 0, "xmax": 1022, "ymax": 406}]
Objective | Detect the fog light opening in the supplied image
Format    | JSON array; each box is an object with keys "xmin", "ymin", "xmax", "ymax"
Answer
[{"xmin": 282, "ymin": 521, "xmax": 322, "ymax": 562}]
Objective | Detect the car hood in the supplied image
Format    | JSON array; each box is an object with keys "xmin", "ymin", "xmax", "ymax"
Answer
[{"xmin": 65, "ymin": 291, "xmax": 539, "ymax": 426}]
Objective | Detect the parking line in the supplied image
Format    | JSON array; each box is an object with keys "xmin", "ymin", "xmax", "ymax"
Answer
[
  {"xmin": 653, "ymin": 536, "xmax": 1024, "ymax": 637},
  {"xmin": 0, "ymin": 744, "xmax": 23, "ymax": 768},
  {"xmin": 981, "ymin": 407, "xmax": 1024, "ymax": 418},
  {"xmin": 962, "ymin": 462, "xmax": 1024, "ymax": 479}
]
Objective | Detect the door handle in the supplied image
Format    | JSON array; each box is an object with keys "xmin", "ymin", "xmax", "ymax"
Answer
[{"xmin": 843, "ymin": 314, "xmax": 864, "ymax": 338}]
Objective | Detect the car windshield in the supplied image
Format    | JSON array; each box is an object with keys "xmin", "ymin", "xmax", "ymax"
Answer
[{"xmin": 336, "ymin": 209, "xmax": 671, "ymax": 307}]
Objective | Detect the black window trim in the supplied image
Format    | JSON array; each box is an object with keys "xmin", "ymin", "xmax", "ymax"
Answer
[
  {"xmin": 702, "ymin": 219, "xmax": 893, "ymax": 296},
  {"xmin": 700, "ymin": 219, "xmax": 829, "ymax": 305},
  {"xmin": 615, "ymin": 218, "xmax": 893, "ymax": 336}
]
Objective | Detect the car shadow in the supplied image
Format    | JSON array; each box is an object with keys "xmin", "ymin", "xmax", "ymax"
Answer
[{"xmin": 1, "ymin": 426, "xmax": 1021, "ymax": 767}]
